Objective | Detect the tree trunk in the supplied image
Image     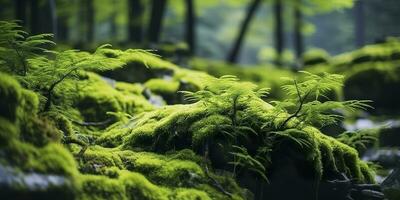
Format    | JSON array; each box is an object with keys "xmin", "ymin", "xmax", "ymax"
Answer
[
  {"xmin": 274, "ymin": 0, "xmax": 284, "ymax": 66},
  {"xmin": 110, "ymin": 0, "xmax": 118, "ymax": 40},
  {"xmin": 354, "ymin": 0, "xmax": 365, "ymax": 47},
  {"xmin": 85, "ymin": 0, "xmax": 95, "ymax": 43},
  {"xmin": 227, "ymin": 0, "xmax": 261, "ymax": 63},
  {"xmin": 40, "ymin": 0, "xmax": 56, "ymax": 34},
  {"xmin": 78, "ymin": 0, "xmax": 86, "ymax": 44},
  {"xmin": 294, "ymin": 0, "xmax": 304, "ymax": 68},
  {"xmin": 148, "ymin": 0, "xmax": 167, "ymax": 44},
  {"xmin": 49, "ymin": 0, "xmax": 57, "ymax": 37},
  {"xmin": 57, "ymin": 15, "xmax": 69, "ymax": 41},
  {"xmin": 15, "ymin": 0, "xmax": 27, "ymax": 26},
  {"xmin": 128, "ymin": 0, "xmax": 144, "ymax": 43},
  {"xmin": 30, "ymin": 0, "xmax": 40, "ymax": 34},
  {"xmin": 185, "ymin": 0, "xmax": 196, "ymax": 55}
]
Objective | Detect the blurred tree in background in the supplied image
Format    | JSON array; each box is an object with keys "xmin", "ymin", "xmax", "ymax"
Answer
[{"xmin": 1, "ymin": 0, "xmax": 400, "ymax": 64}]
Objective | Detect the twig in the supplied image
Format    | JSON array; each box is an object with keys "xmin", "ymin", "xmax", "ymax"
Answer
[
  {"xmin": 72, "ymin": 118, "xmax": 113, "ymax": 127},
  {"xmin": 279, "ymin": 80, "xmax": 311, "ymax": 129},
  {"xmin": 43, "ymin": 66, "xmax": 78, "ymax": 111},
  {"xmin": 63, "ymin": 136, "xmax": 88, "ymax": 157}
]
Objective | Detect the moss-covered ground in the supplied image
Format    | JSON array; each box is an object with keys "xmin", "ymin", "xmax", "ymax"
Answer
[{"xmin": 2, "ymin": 25, "xmax": 398, "ymax": 199}]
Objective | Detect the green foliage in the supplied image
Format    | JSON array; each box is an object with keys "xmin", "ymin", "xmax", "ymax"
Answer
[
  {"xmin": 337, "ymin": 128, "xmax": 380, "ymax": 153},
  {"xmin": 274, "ymin": 71, "xmax": 371, "ymax": 129},
  {"xmin": 181, "ymin": 75, "xmax": 269, "ymax": 105},
  {"xmin": 229, "ymin": 145, "xmax": 269, "ymax": 182},
  {"xmin": 302, "ymin": 48, "xmax": 330, "ymax": 66},
  {"xmin": 22, "ymin": 45, "xmax": 125, "ymax": 111},
  {"xmin": 0, "ymin": 21, "xmax": 55, "ymax": 75}
]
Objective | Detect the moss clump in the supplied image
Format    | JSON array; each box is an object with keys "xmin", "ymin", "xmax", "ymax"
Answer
[
  {"xmin": 51, "ymin": 72, "xmax": 153, "ymax": 124},
  {"xmin": 119, "ymin": 151, "xmax": 205, "ymax": 187},
  {"xmin": 77, "ymin": 163, "xmax": 231, "ymax": 200},
  {"xmin": 144, "ymin": 78, "xmax": 180, "ymax": 104},
  {"xmin": 343, "ymin": 67, "xmax": 400, "ymax": 115},
  {"xmin": 302, "ymin": 48, "xmax": 330, "ymax": 66},
  {"xmin": 0, "ymin": 72, "xmax": 241, "ymax": 200},
  {"xmin": 78, "ymin": 174, "xmax": 126, "ymax": 200},
  {"xmin": 189, "ymin": 58, "xmax": 294, "ymax": 100},
  {"xmin": 0, "ymin": 72, "xmax": 22, "ymax": 122},
  {"xmin": 116, "ymin": 77, "xmax": 374, "ymax": 193}
]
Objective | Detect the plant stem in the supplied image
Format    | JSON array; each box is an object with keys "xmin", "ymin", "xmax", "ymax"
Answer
[
  {"xmin": 43, "ymin": 67, "xmax": 78, "ymax": 111},
  {"xmin": 279, "ymin": 80, "xmax": 311, "ymax": 129}
]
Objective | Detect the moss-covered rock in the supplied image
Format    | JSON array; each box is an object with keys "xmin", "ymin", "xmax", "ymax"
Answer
[
  {"xmin": 302, "ymin": 48, "xmax": 330, "ymax": 67},
  {"xmin": 0, "ymin": 71, "xmax": 246, "ymax": 200},
  {"xmin": 102, "ymin": 76, "xmax": 375, "ymax": 198}
]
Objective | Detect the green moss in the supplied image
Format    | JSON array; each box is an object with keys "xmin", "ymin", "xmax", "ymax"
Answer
[
  {"xmin": 118, "ymin": 78, "xmax": 375, "ymax": 185},
  {"xmin": 55, "ymin": 72, "xmax": 154, "ymax": 123},
  {"xmin": 144, "ymin": 79, "xmax": 180, "ymax": 104},
  {"xmin": 343, "ymin": 66, "xmax": 400, "ymax": 115},
  {"xmin": 0, "ymin": 72, "xmax": 22, "ymax": 122},
  {"xmin": 0, "ymin": 117, "xmax": 18, "ymax": 146},
  {"xmin": 78, "ymin": 174, "xmax": 127, "ymax": 200},
  {"xmin": 19, "ymin": 116, "xmax": 63, "ymax": 147},
  {"xmin": 115, "ymin": 82, "xmax": 144, "ymax": 95},
  {"xmin": 96, "ymin": 127, "xmax": 130, "ymax": 148},
  {"xmin": 119, "ymin": 170, "xmax": 171, "ymax": 200},
  {"xmin": 189, "ymin": 58, "xmax": 294, "ymax": 100},
  {"xmin": 145, "ymin": 79, "xmax": 180, "ymax": 94},
  {"xmin": 302, "ymin": 48, "xmax": 330, "ymax": 66},
  {"xmin": 120, "ymin": 151, "xmax": 205, "ymax": 186},
  {"xmin": 171, "ymin": 189, "xmax": 211, "ymax": 200},
  {"xmin": 19, "ymin": 89, "xmax": 40, "ymax": 117},
  {"xmin": 79, "ymin": 147, "xmax": 124, "ymax": 174}
]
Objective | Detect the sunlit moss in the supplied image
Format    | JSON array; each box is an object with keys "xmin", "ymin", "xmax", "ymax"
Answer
[
  {"xmin": 0, "ymin": 72, "xmax": 22, "ymax": 122},
  {"xmin": 119, "ymin": 78, "xmax": 375, "ymax": 184}
]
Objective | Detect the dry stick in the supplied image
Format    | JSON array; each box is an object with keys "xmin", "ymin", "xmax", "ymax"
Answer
[{"xmin": 72, "ymin": 118, "xmax": 113, "ymax": 127}]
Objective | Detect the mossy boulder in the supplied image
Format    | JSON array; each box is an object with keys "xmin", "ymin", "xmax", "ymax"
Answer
[
  {"xmin": 95, "ymin": 76, "xmax": 376, "ymax": 198},
  {"xmin": 52, "ymin": 71, "xmax": 154, "ymax": 124},
  {"xmin": 0, "ymin": 70, "xmax": 246, "ymax": 200},
  {"xmin": 343, "ymin": 66, "xmax": 400, "ymax": 116},
  {"xmin": 302, "ymin": 48, "xmax": 330, "ymax": 67}
]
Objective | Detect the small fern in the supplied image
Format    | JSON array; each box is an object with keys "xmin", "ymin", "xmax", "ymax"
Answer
[
  {"xmin": 229, "ymin": 145, "xmax": 269, "ymax": 182},
  {"xmin": 0, "ymin": 21, "xmax": 55, "ymax": 75},
  {"xmin": 274, "ymin": 71, "xmax": 372, "ymax": 129},
  {"xmin": 337, "ymin": 128, "xmax": 380, "ymax": 153},
  {"xmin": 23, "ymin": 45, "xmax": 125, "ymax": 111}
]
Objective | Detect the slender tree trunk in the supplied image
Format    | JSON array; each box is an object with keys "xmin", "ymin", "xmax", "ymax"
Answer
[
  {"xmin": 110, "ymin": 0, "xmax": 118, "ymax": 40},
  {"xmin": 274, "ymin": 0, "xmax": 284, "ymax": 66},
  {"xmin": 78, "ymin": 0, "xmax": 86, "ymax": 44},
  {"xmin": 85, "ymin": 0, "xmax": 95, "ymax": 43},
  {"xmin": 40, "ymin": 0, "xmax": 55, "ymax": 34},
  {"xmin": 294, "ymin": 0, "xmax": 304, "ymax": 68},
  {"xmin": 227, "ymin": 0, "xmax": 261, "ymax": 63},
  {"xmin": 49, "ymin": 0, "xmax": 57, "ymax": 37},
  {"xmin": 30, "ymin": 0, "xmax": 40, "ymax": 34},
  {"xmin": 15, "ymin": 0, "xmax": 27, "ymax": 26},
  {"xmin": 148, "ymin": 0, "xmax": 167, "ymax": 44},
  {"xmin": 354, "ymin": 0, "xmax": 365, "ymax": 47},
  {"xmin": 128, "ymin": 0, "xmax": 144, "ymax": 43},
  {"xmin": 185, "ymin": 0, "xmax": 196, "ymax": 55},
  {"xmin": 57, "ymin": 15, "xmax": 69, "ymax": 41}
]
